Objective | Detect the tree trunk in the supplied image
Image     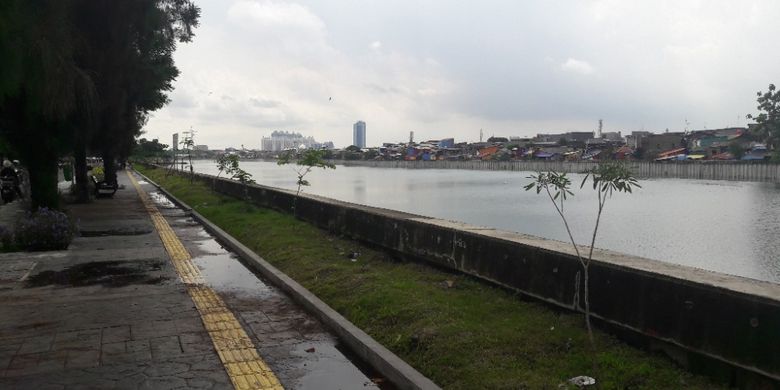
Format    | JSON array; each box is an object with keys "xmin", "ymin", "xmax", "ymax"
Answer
[
  {"xmin": 74, "ymin": 141, "xmax": 89, "ymax": 203},
  {"xmin": 26, "ymin": 150, "xmax": 59, "ymax": 210},
  {"xmin": 102, "ymin": 148, "xmax": 117, "ymax": 186}
]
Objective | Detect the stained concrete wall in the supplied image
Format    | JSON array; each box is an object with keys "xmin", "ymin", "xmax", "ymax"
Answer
[
  {"xmin": 340, "ymin": 160, "xmax": 780, "ymax": 183},
  {"xmin": 188, "ymin": 170, "xmax": 780, "ymax": 386}
]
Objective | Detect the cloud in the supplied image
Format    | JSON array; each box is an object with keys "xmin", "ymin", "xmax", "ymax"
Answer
[
  {"xmin": 141, "ymin": 0, "xmax": 780, "ymax": 148},
  {"xmin": 227, "ymin": 1, "xmax": 324, "ymax": 32},
  {"xmin": 249, "ymin": 97, "xmax": 281, "ymax": 108},
  {"xmin": 560, "ymin": 58, "xmax": 595, "ymax": 75}
]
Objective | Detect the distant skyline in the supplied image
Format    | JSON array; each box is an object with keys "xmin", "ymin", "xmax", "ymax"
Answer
[{"xmin": 143, "ymin": 0, "xmax": 780, "ymax": 149}]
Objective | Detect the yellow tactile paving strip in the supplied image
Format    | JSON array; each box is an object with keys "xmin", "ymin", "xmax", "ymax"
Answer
[{"xmin": 127, "ymin": 171, "xmax": 283, "ymax": 390}]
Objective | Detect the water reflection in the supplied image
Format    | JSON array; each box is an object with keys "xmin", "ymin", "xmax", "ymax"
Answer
[
  {"xmin": 353, "ymin": 177, "xmax": 366, "ymax": 204},
  {"xmin": 192, "ymin": 160, "xmax": 780, "ymax": 283}
]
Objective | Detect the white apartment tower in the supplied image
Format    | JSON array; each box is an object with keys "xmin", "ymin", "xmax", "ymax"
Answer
[{"xmin": 353, "ymin": 121, "xmax": 366, "ymax": 148}]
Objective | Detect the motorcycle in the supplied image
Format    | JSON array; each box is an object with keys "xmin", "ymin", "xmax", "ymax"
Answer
[{"xmin": 1, "ymin": 176, "xmax": 16, "ymax": 203}]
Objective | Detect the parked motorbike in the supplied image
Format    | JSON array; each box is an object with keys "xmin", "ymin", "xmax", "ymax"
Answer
[{"xmin": 1, "ymin": 176, "xmax": 16, "ymax": 203}]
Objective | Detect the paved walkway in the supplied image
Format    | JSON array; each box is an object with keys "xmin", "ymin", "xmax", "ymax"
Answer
[{"xmin": 0, "ymin": 171, "xmax": 381, "ymax": 389}]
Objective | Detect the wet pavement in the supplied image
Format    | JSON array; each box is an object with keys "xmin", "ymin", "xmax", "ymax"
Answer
[
  {"xmin": 146, "ymin": 177, "xmax": 386, "ymax": 389},
  {"xmin": 0, "ymin": 171, "xmax": 386, "ymax": 389}
]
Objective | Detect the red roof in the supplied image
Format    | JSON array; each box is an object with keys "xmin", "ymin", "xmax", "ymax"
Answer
[{"xmin": 657, "ymin": 148, "xmax": 686, "ymax": 158}]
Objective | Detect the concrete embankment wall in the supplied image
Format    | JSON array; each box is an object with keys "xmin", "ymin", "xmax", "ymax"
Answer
[
  {"xmin": 340, "ymin": 160, "xmax": 780, "ymax": 182},
  {"xmin": 181, "ymin": 170, "xmax": 779, "ymax": 386}
]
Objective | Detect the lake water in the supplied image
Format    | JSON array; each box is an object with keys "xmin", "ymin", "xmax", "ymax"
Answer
[{"xmin": 191, "ymin": 160, "xmax": 780, "ymax": 284}]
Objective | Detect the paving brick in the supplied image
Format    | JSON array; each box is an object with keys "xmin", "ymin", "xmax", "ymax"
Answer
[
  {"xmin": 53, "ymin": 329, "xmax": 101, "ymax": 351},
  {"xmin": 150, "ymin": 335, "xmax": 182, "ymax": 360},
  {"xmin": 101, "ymin": 325, "xmax": 131, "ymax": 344},
  {"xmin": 125, "ymin": 339, "xmax": 151, "ymax": 356},
  {"xmin": 18, "ymin": 334, "xmax": 54, "ymax": 354},
  {"xmin": 35, "ymin": 350, "xmax": 67, "ymax": 373},
  {"xmin": 65, "ymin": 348, "xmax": 100, "ymax": 369},
  {"xmin": 6, "ymin": 353, "xmax": 40, "ymax": 373},
  {"xmin": 100, "ymin": 341, "xmax": 125, "ymax": 356}
]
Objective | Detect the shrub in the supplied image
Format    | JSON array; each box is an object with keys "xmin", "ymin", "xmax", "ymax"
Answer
[
  {"xmin": 91, "ymin": 166, "xmax": 105, "ymax": 180},
  {"xmin": 15, "ymin": 207, "xmax": 78, "ymax": 251}
]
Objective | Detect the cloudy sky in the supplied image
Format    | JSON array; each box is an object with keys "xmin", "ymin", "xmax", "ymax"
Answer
[{"xmin": 144, "ymin": 0, "xmax": 780, "ymax": 149}]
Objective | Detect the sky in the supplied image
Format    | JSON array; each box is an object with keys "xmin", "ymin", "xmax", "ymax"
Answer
[{"xmin": 143, "ymin": 0, "xmax": 780, "ymax": 149}]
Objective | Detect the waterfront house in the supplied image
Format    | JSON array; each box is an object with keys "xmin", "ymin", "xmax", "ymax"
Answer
[
  {"xmin": 655, "ymin": 147, "xmax": 687, "ymax": 161},
  {"xmin": 613, "ymin": 145, "xmax": 634, "ymax": 160},
  {"xmin": 642, "ymin": 132, "xmax": 686, "ymax": 160},
  {"xmin": 477, "ymin": 145, "xmax": 500, "ymax": 160}
]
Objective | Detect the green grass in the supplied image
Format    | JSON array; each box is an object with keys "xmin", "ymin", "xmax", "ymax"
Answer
[{"xmin": 138, "ymin": 166, "xmax": 726, "ymax": 390}]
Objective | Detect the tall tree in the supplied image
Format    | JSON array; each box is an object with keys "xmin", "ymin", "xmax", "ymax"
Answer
[
  {"xmin": 0, "ymin": 0, "xmax": 199, "ymax": 208},
  {"xmin": 747, "ymin": 83, "xmax": 780, "ymax": 161},
  {"xmin": 0, "ymin": 0, "xmax": 96, "ymax": 209},
  {"xmin": 71, "ymin": 0, "xmax": 199, "ymax": 198}
]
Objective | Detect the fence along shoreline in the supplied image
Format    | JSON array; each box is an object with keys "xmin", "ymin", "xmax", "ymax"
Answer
[{"xmin": 337, "ymin": 160, "xmax": 780, "ymax": 183}]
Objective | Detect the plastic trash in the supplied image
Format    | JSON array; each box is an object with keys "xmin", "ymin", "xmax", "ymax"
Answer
[{"xmin": 568, "ymin": 376, "xmax": 596, "ymax": 387}]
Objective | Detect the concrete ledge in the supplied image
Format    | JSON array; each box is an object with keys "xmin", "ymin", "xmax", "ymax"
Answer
[{"xmin": 136, "ymin": 170, "xmax": 440, "ymax": 390}]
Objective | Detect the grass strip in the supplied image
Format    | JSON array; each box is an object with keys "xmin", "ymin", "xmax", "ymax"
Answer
[{"xmin": 138, "ymin": 166, "xmax": 724, "ymax": 389}]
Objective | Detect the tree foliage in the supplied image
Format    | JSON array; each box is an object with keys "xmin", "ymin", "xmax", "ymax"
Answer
[
  {"xmin": 0, "ymin": 0, "xmax": 200, "ymax": 209},
  {"xmin": 525, "ymin": 162, "xmax": 640, "ymax": 348},
  {"xmin": 215, "ymin": 154, "xmax": 254, "ymax": 185},
  {"xmin": 747, "ymin": 84, "xmax": 780, "ymax": 158},
  {"xmin": 133, "ymin": 138, "xmax": 169, "ymax": 160},
  {"xmin": 277, "ymin": 149, "xmax": 335, "ymax": 216}
]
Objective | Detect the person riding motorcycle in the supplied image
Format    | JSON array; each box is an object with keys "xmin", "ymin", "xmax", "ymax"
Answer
[{"xmin": 0, "ymin": 160, "xmax": 22, "ymax": 200}]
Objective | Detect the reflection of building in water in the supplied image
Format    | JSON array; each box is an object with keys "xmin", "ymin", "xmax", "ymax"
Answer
[{"xmin": 261, "ymin": 131, "xmax": 330, "ymax": 151}]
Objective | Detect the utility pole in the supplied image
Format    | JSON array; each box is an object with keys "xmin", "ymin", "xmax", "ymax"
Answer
[{"xmin": 167, "ymin": 132, "xmax": 179, "ymax": 176}]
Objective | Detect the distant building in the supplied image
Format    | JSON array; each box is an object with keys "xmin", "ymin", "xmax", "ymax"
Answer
[
  {"xmin": 568, "ymin": 132, "xmax": 594, "ymax": 143},
  {"xmin": 642, "ymin": 132, "xmax": 686, "ymax": 159},
  {"xmin": 625, "ymin": 131, "xmax": 651, "ymax": 148},
  {"xmin": 535, "ymin": 132, "xmax": 592, "ymax": 144},
  {"xmin": 487, "ymin": 136, "xmax": 509, "ymax": 143},
  {"xmin": 193, "ymin": 145, "xmax": 209, "ymax": 151},
  {"xmin": 438, "ymin": 138, "xmax": 455, "ymax": 148},
  {"xmin": 535, "ymin": 133, "xmax": 565, "ymax": 143},
  {"xmin": 261, "ymin": 131, "xmax": 318, "ymax": 151},
  {"xmin": 353, "ymin": 121, "xmax": 366, "ymax": 148},
  {"xmin": 601, "ymin": 131, "xmax": 623, "ymax": 142}
]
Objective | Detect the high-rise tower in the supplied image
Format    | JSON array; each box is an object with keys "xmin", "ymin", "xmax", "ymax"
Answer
[{"xmin": 353, "ymin": 121, "xmax": 366, "ymax": 148}]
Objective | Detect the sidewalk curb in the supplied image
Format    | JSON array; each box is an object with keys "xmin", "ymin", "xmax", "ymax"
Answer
[{"xmin": 135, "ymin": 170, "xmax": 441, "ymax": 390}]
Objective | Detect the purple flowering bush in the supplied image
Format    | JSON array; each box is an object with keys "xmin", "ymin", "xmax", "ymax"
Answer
[{"xmin": 15, "ymin": 207, "xmax": 78, "ymax": 251}]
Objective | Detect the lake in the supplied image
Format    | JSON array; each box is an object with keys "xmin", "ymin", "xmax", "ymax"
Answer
[{"xmin": 190, "ymin": 160, "xmax": 780, "ymax": 284}]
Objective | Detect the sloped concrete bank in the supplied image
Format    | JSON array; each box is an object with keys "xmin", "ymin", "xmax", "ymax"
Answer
[{"xmin": 176, "ymin": 169, "xmax": 779, "ymax": 387}]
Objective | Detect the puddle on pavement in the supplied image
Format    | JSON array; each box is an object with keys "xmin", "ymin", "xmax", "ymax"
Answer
[
  {"xmin": 287, "ymin": 342, "xmax": 393, "ymax": 390},
  {"xmin": 191, "ymin": 236, "xmax": 395, "ymax": 389},
  {"xmin": 148, "ymin": 191, "xmax": 176, "ymax": 208},
  {"xmin": 150, "ymin": 188, "xmax": 394, "ymax": 389},
  {"xmin": 192, "ymin": 252, "xmax": 275, "ymax": 299},
  {"xmin": 25, "ymin": 260, "xmax": 169, "ymax": 288},
  {"xmin": 137, "ymin": 180, "xmax": 149, "ymax": 185},
  {"xmin": 194, "ymin": 233, "xmax": 227, "ymax": 255}
]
